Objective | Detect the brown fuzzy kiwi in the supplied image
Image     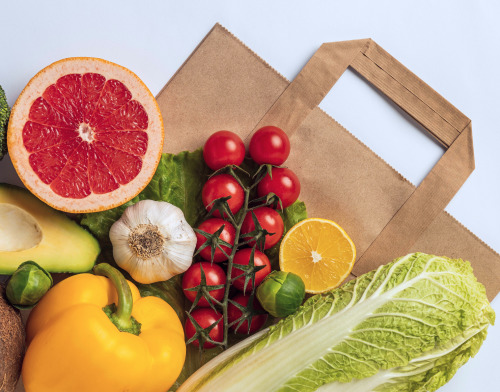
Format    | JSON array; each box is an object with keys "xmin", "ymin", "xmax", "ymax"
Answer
[{"xmin": 0, "ymin": 285, "xmax": 25, "ymax": 392}]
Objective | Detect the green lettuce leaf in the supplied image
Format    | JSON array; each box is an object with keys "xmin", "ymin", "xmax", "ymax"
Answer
[
  {"xmin": 265, "ymin": 200, "xmax": 307, "ymax": 268},
  {"xmin": 136, "ymin": 276, "xmax": 185, "ymax": 320},
  {"xmin": 178, "ymin": 253, "xmax": 495, "ymax": 392},
  {"xmin": 81, "ymin": 149, "xmax": 210, "ymax": 242}
]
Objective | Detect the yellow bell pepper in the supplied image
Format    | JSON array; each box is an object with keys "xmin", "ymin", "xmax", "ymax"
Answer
[{"xmin": 22, "ymin": 263, "xmax": 186, "ymax": 392}]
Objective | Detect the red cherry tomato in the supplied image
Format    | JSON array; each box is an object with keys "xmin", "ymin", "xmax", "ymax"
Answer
[
  {"xmin": 202, "ymin": 174, "xmax": 244, "ymax": 217},
  {"xmin": 249, "ymin": 126, "xmax": 290, "ymax": 165},
  {"xmin": 257, "ymin": 167, "xmax": 301, "ymax": 208},
  {"xmin": 231, "ymin": 248, "xmax": 271, "ymax": 293},
  {"xmin": 195, "ymin": 218, "xmax": 236, "ymax": 262},
  {"xmin": 185, "ymin": 308, "xmax": 223, "ymax": 348},
  {"xmin": 182, "ymin": 262, "xmax": 226, "ymax": 307},
  {"xmin": 228, "ymin": 293, "xmax": 268, "ymax": 334},
  {"xmin": 203, "ymin": 130, "xmax": 246, "ymax": 170},
  {"xmin": 241, "ymin": 207, "xmax": 284, "ymax": 250}
]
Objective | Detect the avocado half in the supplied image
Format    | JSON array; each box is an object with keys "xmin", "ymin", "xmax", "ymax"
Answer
[{"xmin": 0, "ymin": 184, "xmax": 100, "ymax": 274}]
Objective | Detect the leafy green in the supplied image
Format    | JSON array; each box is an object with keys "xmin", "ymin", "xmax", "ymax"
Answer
[
  {"xmin": 81, "ymin": 149, "xmax": 211, "ymax": 242},
  {"xmin": 265, "ymin": 200, "xmax": 307, "ymax": 268},
  {"xmin": 0, "ymin": 85, "xmax": 10, "ymax": 160},
  {"xmin": 177, "ymin": 253, "xmax": 495, "ymax": 392},
  {"xmin": 318, "ymin": 327, "xmax": 487, "ymax": 391},
  {"xmin": 136, "ymin": 276, "xmax": 186, "ymax": 321}
]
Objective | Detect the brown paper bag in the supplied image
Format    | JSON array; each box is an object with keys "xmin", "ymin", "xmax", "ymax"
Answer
[{"xmin": 157, "ymin": 24, "xmax": 500, "ymax": 301}]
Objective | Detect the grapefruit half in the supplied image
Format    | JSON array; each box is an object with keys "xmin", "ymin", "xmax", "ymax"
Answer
[{"xmin": 7, "ymin": 57, "xmax": 164, "ymax": 213}]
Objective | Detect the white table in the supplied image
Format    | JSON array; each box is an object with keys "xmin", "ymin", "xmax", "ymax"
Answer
[{"xmin": 1, "ymin": 1, "xmax": 498, "ymax": 390}]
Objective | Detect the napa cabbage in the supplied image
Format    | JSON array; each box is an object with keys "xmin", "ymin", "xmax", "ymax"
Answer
[{"xmin": 178, "ymin": 253, "xmax": 495, "ymax": 392}]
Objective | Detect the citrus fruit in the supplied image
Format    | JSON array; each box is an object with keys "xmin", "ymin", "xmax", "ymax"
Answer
[
  {"xmin": 7, "ymin": 57, "xmax": 164, "ymax": 213},
  {"xmin": 279, "ymin": 218, "xmax": 356, "ymax": 293}
]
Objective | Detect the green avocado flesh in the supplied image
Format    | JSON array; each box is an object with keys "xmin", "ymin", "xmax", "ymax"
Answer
[{"xmin": 0, "ymin": 184, "xmax": 100, "ymax": 274}]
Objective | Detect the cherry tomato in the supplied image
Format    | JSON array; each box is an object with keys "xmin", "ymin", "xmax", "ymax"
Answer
[
  {"xmin": 241, "ymin": 207, "xmax": 284, "ymax": 250},
  {"xmin": 228, "ymin": 293, "xmax": 268, "ymax": 334},
  {"xmin": 182, "ymin": 262, "xmax": 226, "ymax": 307},
  {"xmin": 257, "ymin": 167, "xmax": 301, "ymax": 208},
  {"xmin": 230, "ymin": 248, "xmax": 271, "ymax": 293},
  {"xmin": 185, "ymin": 308, "xmax": 223, "ymax": 348},
  {"xmin": 202, "ymin": 174, "xmax": 244, "ymax": 217},
  {"xmin": 249, "ymin": 126, "xmax": 290, "ymax": 165},
  {"xmin": 196, "ymin": 218, "xmax": 236, "ymax": 262},
  {"xmin": 203, "ymin": 130, "xmax": 246, "ymax": 170}
]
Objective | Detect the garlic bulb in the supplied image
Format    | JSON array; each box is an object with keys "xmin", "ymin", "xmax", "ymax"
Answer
[{"xmin": 109, "ymin": 200, "xmax": 196, "ymax": 284}]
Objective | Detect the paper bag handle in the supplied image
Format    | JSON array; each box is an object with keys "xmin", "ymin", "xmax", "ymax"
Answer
[{"xmin": 251, "ymin": 39, "xmax": 474, "ymax": 276}]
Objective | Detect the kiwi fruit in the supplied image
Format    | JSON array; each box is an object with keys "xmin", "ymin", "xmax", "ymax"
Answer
[{"xmin": 0, "ymin": 285, "xmax": 24, "ymax": 392}]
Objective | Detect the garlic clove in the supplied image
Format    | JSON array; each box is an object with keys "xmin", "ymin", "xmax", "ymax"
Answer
[
  {"xmin": 162, "ymin": 245, "xmax": 193, "ymax": 276},
  {"xmin": 129, "ymin": 255, "xmax": 167, "ymax": 284},
  {"xmin": 109, "ymin": 218, "xmax": 132, "ymax": 240},
  {"xmin": 110, "ymin": 220, "xmax": 136, "ymax": 270}
]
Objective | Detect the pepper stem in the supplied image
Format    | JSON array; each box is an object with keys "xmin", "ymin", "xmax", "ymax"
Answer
[{"xmin": 93, "ymin": 263, "xmax": 141, "ymax": 335}]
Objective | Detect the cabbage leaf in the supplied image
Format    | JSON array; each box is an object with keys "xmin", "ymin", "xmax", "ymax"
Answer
[{"xmin": 178, "ymin": 253, "xmax": 495, "ymax": 392}]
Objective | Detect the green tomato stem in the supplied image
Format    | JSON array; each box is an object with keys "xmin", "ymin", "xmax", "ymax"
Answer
[
  {"xmin": 196, "ymin": 165, "xmax": 268, "ymax": 349},
  {"xmin": 221, "ymin": 187, "xmax": 251, "ymax": 347},
  {"xmin": 93, "ymin": 263, "xmax": 141, "ymax": 335}
]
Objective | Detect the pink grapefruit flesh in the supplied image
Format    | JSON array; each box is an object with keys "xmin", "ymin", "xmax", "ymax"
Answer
[{"xmin": 8, "ymin": 58, "xmax": 164, "ymax": 213}]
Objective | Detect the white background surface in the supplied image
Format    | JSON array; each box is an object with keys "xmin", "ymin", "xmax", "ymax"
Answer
[{"xmin": 1, "ymin": 0, "xmax": 499, "ymax": 390}]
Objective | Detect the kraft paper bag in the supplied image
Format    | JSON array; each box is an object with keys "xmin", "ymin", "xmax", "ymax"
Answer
[{"xmin": 156, "ymin": 24, "xmax": 500, "ymax": 301}]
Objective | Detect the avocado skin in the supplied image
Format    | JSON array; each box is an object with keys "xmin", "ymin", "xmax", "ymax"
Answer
[
  {"xmin": 0, "ymin": 183, "xmax": 100, "ymax": 274},
  {"xmin": 0, "ymin": 85, "xmax": 9, "ymax": 160}
]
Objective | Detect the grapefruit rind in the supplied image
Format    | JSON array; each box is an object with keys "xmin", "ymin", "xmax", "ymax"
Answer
[{"xmin": 7, "ymin": 57, "xmax": 164, "ymax": 213}]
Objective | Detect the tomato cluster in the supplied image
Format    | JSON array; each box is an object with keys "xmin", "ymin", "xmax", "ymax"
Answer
[{"xmin": 183, "ymin": 126, "xmax": 301, "ymax": 348}]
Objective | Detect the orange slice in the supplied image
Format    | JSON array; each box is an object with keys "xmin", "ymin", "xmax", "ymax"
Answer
[{"xmin": 279, "ymin": 218, "xmax": 356, "ymax": 293}]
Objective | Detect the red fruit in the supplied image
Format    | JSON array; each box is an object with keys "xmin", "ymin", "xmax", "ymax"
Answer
[
  {"xmin": 228, "ymin": 293, "xmax": 268, "ymax": 334},
  {"xmin": 257, "ymin": 167, "xmax": 301, "ymax": 208},
  {"xmin": 195, "ymin": 218, "xmax": 236, "ymax": 262},
  {"xmin": 202, "ymin": 174, "xmax": 244, "ymax": 217},
  {"xmin": 241, "ymin": 207, "xmax": 284, "ymax": 250},
  {"xmin": 185, "ymin": 308, "xmax": 223, "ymax": 348},
  {"xmin": 182, "ymin": 262, "xmax": 226, "ymax": 307},
  {"xmin": 231, "ymin": 249, "xmax": 271, "ymax": 293},
  {"xmin": 249, "ymin": 126, "xmax": 290, "ymax": 165},
  {"xmin": 203, "ymin": 130, "xmax": 245, "ymax": 170},
  {"xmin": 8, "ymin": 58, "xmax": 164, "ymax": 213}
]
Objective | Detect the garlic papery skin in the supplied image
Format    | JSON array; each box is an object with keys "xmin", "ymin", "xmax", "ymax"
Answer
[{"xmin": 109, "ymin": 200, "xmax": 196, "ymax": 284}]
